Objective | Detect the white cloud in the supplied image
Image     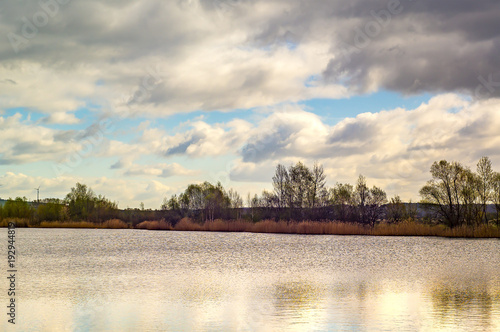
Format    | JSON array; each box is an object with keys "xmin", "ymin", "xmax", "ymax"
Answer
[
  {"xmin": 2, "ymin": 94, "xmax": 500, "ymax": 203},
  {"xmin": 227, "ymin": 95, "xmax": 500, "ymax": 200},
  {"xmin": 1, "ymin": 1, "xmax": 350, "ymax": 118},
  {"xmin": 42, "ymin": 112, "xmax": 80, "ymax": 125},
  {"xmin": 123, "ymin": 162, "xmax": 197, "ymax": 178},
  {"xmin": 0, "ymin": 114, "xmax": 81, "ymax": 165}
]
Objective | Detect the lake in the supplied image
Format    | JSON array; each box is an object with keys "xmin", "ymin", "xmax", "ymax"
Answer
[{"xmin": 2, "ymin": 228, "xmax": 500, "ymax": 331}]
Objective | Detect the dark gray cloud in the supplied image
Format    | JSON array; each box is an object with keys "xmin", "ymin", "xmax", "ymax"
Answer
[
  {"xmin": 321, "ymin": 0, "xmax": 500, "ymax": 97},
  {"xmin": 240, "ymin": 126, "xmax": 294, "ymax": 163},
  {"xmin": 329, "ymin": 121, "xmax": 376, "ymax": 143},
  {"xmin": 164, "ymin": 133, "xmax": 205, "ymax": 156},
  {"xmin": 1, "ymin": 0, "xmax": 499, "ymax": 120}
]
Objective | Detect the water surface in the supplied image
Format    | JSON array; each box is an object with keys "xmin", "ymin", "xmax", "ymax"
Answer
[{"xmin": 2, "ymin": 229, "xmax": 499, "ymax": 331}]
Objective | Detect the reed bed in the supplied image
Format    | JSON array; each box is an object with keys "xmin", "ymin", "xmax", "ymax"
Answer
[
  {"xmin": 39, "ymin": 221, "xmax": 98, "ymax": 228},
  {"xmin": 0, "ymin": 218, "xmax": 30, "ymax": 227},
  {"xmin": 101, "ymin": 219, "xmax": 130, "ymax": 229},
  {"xmin": 136, "ymin": 220, "xmax": 172, "ymax": 230},
  {"xmin": 34, "ymin": 219, "xmax": 129, "ymax": 229},
  {"xmin": 2, "ymin": 217, "xmax": 498, "ymax": 237},
  {"xmin": 134, "ymin": 218, "xmax": 500, "ymax": 238}
]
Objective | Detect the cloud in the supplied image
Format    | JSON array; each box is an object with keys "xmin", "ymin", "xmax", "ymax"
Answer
[
  {"xmin": 42, "ymin": 112, "xmax": 80, "ymax": 125},
  {"xmin": 123, "ymin": 162, "xmax": 197, "ymax": 178},
  {"xmin": 0, "ymin": 114, "xmax": 81, "ymax": 165},
  {"xmin": 240, "ymin": 106, "xmax": 330, "ymax": 162},
  {"xmin": 225, "ymin": 95, "xmax": 500, "ymax": 199},
  {"xmin": 322, "ymin": 0, "xmax": 500, "ymax": 97},
  {"xmin": 0, "ymin": 0, "xmax": 348, "ymax": 117},
  {"xmin": 2, "ymin": 0, "xmax": 498, "ymax": 119},
  {"xmin": 140, "ymin": 119, "xmax": 252, "ymax": 158}
]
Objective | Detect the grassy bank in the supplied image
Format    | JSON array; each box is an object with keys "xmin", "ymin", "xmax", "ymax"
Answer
[
  {"xmin": 2, "ymin": 218, "xmax": 499, "ymax": 237},
  {"xmin": 0, "ymin": 218, "xmax": 129, "ymax": 229},
  {"xmin": 137, "ymin": 218, "xmax": 500, "ymax": 238}
]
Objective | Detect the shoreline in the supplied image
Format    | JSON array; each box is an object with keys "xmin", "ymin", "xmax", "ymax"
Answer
[{"xmin": 2, "ymin": 218, "xmax": 499, "ymax": 238}]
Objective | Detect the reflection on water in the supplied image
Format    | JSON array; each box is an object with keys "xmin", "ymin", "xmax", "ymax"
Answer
[
  {"xmin": 1, "ymin": 229, "xmax": 499, "ymax": 331},
  {"xmin": 429, "ymin": 279, "xmax": 500, "ymax": 331},
  {"xmin": 274, "ymin": 282, "xmax": 322, "ymax": 311}
]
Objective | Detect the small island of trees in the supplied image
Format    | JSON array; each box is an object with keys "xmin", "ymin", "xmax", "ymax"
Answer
[{"xmin": 1, "ymin": 157, "xmax": 500, "ymax": 237}]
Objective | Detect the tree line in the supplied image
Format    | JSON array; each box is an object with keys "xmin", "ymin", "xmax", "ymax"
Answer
[
  {"xmin": 160, "ymin": 157, "xmax": 500, "ymax": 227},
  {"xmin": 1, "ymin": 157, "xmax": 499, "ymax": 228},
  {"xmin": 162, "ymin": 161, "xmax": 412, "ymax": 225},
  {"xmin": 420, "ymin": 157, "xmax": 500, "ymax": 227},
  {"xmin": 0, "ymin": 183, "xmax": 118, "ymax": 225}
]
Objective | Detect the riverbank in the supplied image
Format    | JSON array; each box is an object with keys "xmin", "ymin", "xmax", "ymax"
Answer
[{"xmin": 2, "ymin": 218, "xmax": 499, "ymax": 238}]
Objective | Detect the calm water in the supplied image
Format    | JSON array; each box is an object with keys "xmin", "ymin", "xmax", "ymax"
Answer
[{"xmin": 2, "ymin": 229, "xmax": 500, "ymax": 331}]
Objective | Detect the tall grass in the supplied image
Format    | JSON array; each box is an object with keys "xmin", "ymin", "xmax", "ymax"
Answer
[
  {"xmin": 39, "ymin": 221, "xmax": 98, "ymax": 228},
  {"xmin": 2, "ymin": 217, "xmax": 498, "ymax": 237},
  {"xmin": 101, "ymin": 219, "xmax": 130, "ymax": 229},
  {"xmin": 136, "ymin": 220, "xmax": 172, "ymax": 230},
  {"xmin": 1, "ymin": 219, "xmax": 131, "ymax": 229},
  {"xmin": 0, "ymin": 218, "xmax": 30, "ymax": 227},
  {"xmin": 133, "ymin": 218, "xmax": 500, "ymax": 238}
]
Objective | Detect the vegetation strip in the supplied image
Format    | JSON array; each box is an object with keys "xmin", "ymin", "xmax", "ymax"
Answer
[{"xmin": 1, "ymin": 157, "xmax": 500, "ymax": 238}]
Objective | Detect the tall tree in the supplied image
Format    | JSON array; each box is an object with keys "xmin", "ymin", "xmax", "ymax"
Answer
[
  {"xmin": 461, "ymin": 168, "xmax": 482, "ymax": 226},
  {"xmin": 331, "ymin": 183, "xmax": 354, "ymax": 221},
  {"xmin": 419, "ymin": 160, "xmax": 466, "ymax": 227},
  {"xmin": 228, "ymin": 188, "xmax": 243, "ymax": 219},
  {"xmin": 386, "ymin": 195, "xmax": 405, "ymax": 223},
  {"xmin": 272, "ymin": 164, "xmax": 289, "ymax": 210},
  {"xmin": 65, "ymin": 183, "xmax": 96, "ymax": 221},
  {"xmin": 355, "ymin": 175, "xmax": 370, "ymax": 223},
  {"xmin": 2, "ymin": 197, "xmax": 32, "ymax": 219},
  {"xmin": 492, "ymin": 172, "xmax": 500, "ymax": 226},
  {"xmin": 477, "ymin": 156, "xmax": 494, "ymax": 223},
  {"xmin": 288, "ymin": 162, "xmax": 313, "ymax": 208},
  {"xmin": 365, "ymin": 186, "xmax": 387, "ymax": 227},
  {"xmin": 309, "ymin": 162, "xmax": 327, "ymax": 208},
  {"xmin": 65, "ymin": 183, "xmax": 117, "ymax": 222},
  {"xmin": 260, "ymin": 190, "xmax": 278, "ymax": 208}
]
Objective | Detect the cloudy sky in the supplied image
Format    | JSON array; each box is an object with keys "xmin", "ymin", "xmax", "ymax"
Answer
[{"xmin": 1, "ymin": 0, "xmax": 500, "ymax": 208}]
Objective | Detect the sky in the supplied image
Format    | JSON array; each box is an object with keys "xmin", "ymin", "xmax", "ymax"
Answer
[{"xmin": 1, "ymin": 0, "xmax": 500, "ymax": 208}]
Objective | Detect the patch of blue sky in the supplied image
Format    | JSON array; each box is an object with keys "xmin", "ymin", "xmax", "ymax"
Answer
[
  {"xmin": 4, "ymin": 107, "xmax": 45, "ymax": 122},
  {"xmin": 300, "ymin": 90, "xmax": 433, "ymax": 125},
  {"xmin": 304, "ymin": 75, "xmax": 321, "ymax": 87},
  {"xmin": 68, "ymin": 157, "xmax": 117, "ymax": 179},
  {"xmin": 145, "ymin": 108, "xmax": 257, "ymax": 134}
]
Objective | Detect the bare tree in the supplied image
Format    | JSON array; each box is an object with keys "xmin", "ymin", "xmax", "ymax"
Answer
[
  {"xmin": 331, "ymin": 183, "xmax": 354, "ymax": 221},
  {"xmin": 355, "ymin": 175, "xmax": 370, "ymax": 223},
  {"xmin": 419, "ymin": 160, "xmax": 466, "ymax": 227},
  {"xmin": 461, "ymin": 168, "xmax": 482, "ymax": 226},
  {"xmin": 492, "ymin": 172, "xmax": 500, "ymax": 226},
  {"xmin": 228, "ymin": 188, "xmax": 243, "ymax": 219},
  {"xmin": 365, "ymin": 186, "xmax": 387, "ymax": 227},
  {"xmin": 272, "ymin": 164, "xmax": 289, "ymax": 210},
  {"xmin": 288, "ymin": 162, "xmax": 313, "ymax": 208},
  {"xmin": 260, "ymin": 190, "xmax": 278, "ymax": 208},
  {"xmin": 309, "ymin": 162, "xmax": 326, "ymax": 208},
  {"xmin": 477, "ymin": 156, "xmax": 494, "ymax": 223},
  {"xmin": 386, "ymin": 195, "xmax": 405, "ymax": 223}
]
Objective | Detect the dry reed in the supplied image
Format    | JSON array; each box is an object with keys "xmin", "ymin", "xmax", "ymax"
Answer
[
  {"xmin": 102, "ymin": 219, "xmax": 129, "ymax": 229},
  {"xmin": 3, "ymin": 217, "xmax": 498, "ymax": 238},
  {"xmin": 39, "ymin": 221, "xmax": 98, "ymax": 228},
  {"xmin": 134, "ymin": 218, "xmax": 500, "ymax": 238},
  {"xmin": 136, "ymin": 220, "xmax": 172, "ymax": 230},
  {"xmin": 0, "ymin": 218, "xmax": 30, "ymax": 227}
]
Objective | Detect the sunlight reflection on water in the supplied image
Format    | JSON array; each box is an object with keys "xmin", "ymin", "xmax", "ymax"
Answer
[{"xmin": 2, "ymin": 229, "xmax": 499, "ymax": 331}]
